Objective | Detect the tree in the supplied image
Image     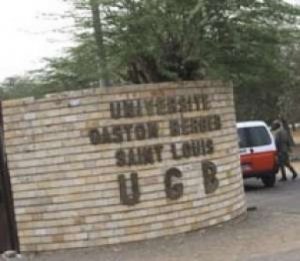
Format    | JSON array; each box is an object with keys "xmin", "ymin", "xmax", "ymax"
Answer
[
  {"xmin": 96, "ymin": 0, "xmax": 300, "ymax": 83},
  {"xmin": 89, "ymin": 0, "xmax": 111, "ymax": 86},
  {"xmin": 36, "ymin": 36, "xmax": 101, "ymax": 92},
  {"xmin": 0, "ymin": 75, "xmax": 41, "ymax": 99},
  {"xmin": 277, "ymin": 43, "xmax": 300, "ymax": 124},
  {"xmin": 55, "ymin": 0, "xmax": 300, "ymax": 86},
  {"xmin": 2, "ymin": 0, "xmax": 300, "ymax": 124}
]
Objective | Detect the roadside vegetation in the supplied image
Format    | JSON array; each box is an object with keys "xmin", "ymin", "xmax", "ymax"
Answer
[{"xmin": 1, "ymin": 0, "xmax": 300, "ymax": 122}]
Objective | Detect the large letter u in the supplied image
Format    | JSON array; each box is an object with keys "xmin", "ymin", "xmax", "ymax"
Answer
[{"xmin": 118, "ymin": 172, "xmax": 141, "ymax": 206}]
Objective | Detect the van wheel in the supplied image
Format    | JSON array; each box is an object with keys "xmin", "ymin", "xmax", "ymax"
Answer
[{"xmin": 262, "ymin": 173, "xmax": 276, "ymax": 188}]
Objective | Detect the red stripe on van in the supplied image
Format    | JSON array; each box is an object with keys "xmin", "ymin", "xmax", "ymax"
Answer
[{"xmin": 240, "ymin": 151, "xmax": 277, "ymax": 175}]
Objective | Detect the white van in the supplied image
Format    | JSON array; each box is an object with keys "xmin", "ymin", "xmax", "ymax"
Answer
[{"xmin": 237, "ymin": 121, "xmax": 279, "ymax": 187}]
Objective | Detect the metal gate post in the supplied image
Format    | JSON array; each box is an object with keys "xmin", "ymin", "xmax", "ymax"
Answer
[{"xmin": 0, "ymin": 101, "xmax": 19, "ymax": 252}]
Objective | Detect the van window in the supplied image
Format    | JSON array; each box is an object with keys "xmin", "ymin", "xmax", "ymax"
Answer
[
  {"xmin": 238, "ymin": 128, "xmax": 248, "ymax": 148},
  {"xmin": 238, "ymin": 126, "xmax": 271, "ymax": 148}
]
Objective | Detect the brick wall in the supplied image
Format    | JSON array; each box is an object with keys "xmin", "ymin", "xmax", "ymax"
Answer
[{"xmin": 2, "ymin": 81, "xmax": 246, "ymax": 252}]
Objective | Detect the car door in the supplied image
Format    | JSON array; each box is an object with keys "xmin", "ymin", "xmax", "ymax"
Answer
[{"xmin": 238, "ymin": 125, "xmax": 277, "ymax": 174}]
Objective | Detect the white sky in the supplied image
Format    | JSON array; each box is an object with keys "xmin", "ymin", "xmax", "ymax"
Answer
[
  {"xmin": 288, "ymin": 0, "xmax": 300, "ymax": 4},
  {"xmin": 0, "ymin": 0, "xmax": 300, "ymax": 81},
  {"xmin": 0, "ymin": 0, "xmax": 73, "ymax": 81}
]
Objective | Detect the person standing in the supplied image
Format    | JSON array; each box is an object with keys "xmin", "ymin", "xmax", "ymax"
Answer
[
  {"xmin": 272, "ymin": 120, "xmax": 298, "ymax": 181},
  {"xmin": 280, "ymin": 117, "xmax": 295, "ymax": 147}
]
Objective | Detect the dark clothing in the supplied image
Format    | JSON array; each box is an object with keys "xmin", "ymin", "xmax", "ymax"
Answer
[
  {"xmin": 278, "ymin": 151, "xmax": 290, "ymax": 167},
  {"xmin": 273, "ymin": 126, "xmax": 297, "ymax": 180},
  {"xmin": 274, "ymin": 127, "xmax": 291, "ymax": 155},
  {"xmin": 281, "ymin": 118, "xmax": 295, "ymax": 147}
]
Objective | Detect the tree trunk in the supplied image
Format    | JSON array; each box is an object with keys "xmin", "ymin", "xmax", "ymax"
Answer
[{"xmin": 89, "ymin": 0, "xmax": 111, "ymax": 87}]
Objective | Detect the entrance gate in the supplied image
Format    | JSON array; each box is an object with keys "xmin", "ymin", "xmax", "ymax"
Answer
[{"xmin": 0, "ymin": 102, "xmax": 19, "ymax": 252}]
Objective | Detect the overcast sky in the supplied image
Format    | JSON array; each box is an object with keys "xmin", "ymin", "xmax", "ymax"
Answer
[
  {"xmin": 0, "ymin": 0, "xmax": 73, "ymax": 81},
  {"xmin": 0, "ymin": 0, "xmax": 300, "ymax": 81}
]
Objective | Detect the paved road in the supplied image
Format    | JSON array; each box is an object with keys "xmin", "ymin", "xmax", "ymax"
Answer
[
  {"xmin": 243, "ymin": 167, "xmax": 300, "ymax": 261},
  {"xmin": 24, "ymin": 164, "xmax": 300, "ymax": 261}
]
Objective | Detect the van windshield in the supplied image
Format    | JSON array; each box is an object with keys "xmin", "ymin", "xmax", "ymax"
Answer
[{"xmin": 238, "ymin": 126, "xmax": 272, "ymax": 148}]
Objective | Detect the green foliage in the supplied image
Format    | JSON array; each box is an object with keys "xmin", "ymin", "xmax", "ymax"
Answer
[
  {"xmin": 100, "ymin": 0, "xmax": 300, "ymax": 84},
  {"xmin": 55, "ymin": 0, "xmax": 300, "ymax": 86},
  {"xmin": 0, "ymin": 76, "xmax": 41, "ymax": 99},
  {"xmin": 1, "ymin": 0, "xmax": 300, "ymax": 123},
  {"xmin": 38, "ymin": 37, "xmax": 101, "ymax": 92}
]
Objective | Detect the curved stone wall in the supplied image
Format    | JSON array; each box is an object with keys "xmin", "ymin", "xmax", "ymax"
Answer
[{"xmin": 2, "ymin": 81, "xmax": 246, "ymax": 252}]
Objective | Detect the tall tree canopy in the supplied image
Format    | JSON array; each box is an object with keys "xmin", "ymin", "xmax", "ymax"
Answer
[{"xmin": 1, "ymin": 0, "xmax": 300, "ymax": 122}]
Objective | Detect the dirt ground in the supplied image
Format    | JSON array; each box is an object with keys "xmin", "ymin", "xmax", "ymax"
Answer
[
  {"xmin": 292, "ymin": 130, "xmax": 300, "ymax": 144},
  {"xmin": 289, "ymin": 130, "xmax": 300, "ymax": 160}
]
